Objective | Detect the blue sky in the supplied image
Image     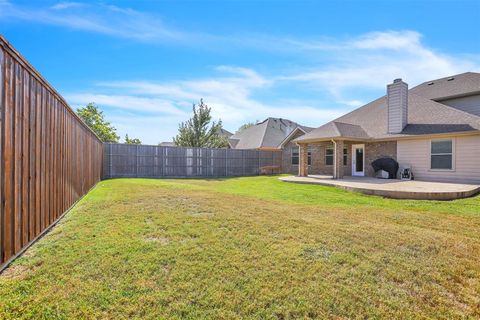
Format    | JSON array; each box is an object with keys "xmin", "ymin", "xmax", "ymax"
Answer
[{"xmin": 1, "ymin": 0, "xmax": 479, "ymax": 144}]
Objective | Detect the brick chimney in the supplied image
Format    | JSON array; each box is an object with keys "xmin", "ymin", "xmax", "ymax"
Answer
[{"xmin": 387, "ymin": 78, "xmax": 408, "ymax": 134}]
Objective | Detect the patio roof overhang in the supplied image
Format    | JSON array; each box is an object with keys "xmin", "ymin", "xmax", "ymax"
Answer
[
  {"xmin": 294, "ymin": 136, "xmax": 371, "ymax": 144},
  {"xmin": 295, "ymin": 130, "xmax": 480, "ymax": 145}
]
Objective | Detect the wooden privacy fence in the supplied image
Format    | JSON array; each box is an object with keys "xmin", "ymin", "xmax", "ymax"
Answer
[
  {"xmin": 103, "ymin": 143, "xmax": 282, "ymax": 178},
  {"xmin": 0, "ymin": 36, "xmax": 104, "ymax": 270}
]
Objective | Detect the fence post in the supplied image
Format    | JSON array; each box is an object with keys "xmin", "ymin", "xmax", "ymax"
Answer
[
  {"xmin": 108, "ymin": 143, "xmax": 112, "ymax": 178},
  {"xmin": 257, "ymin": 150, "xmax": 260, "ymax": 175},
  {"xmin": 162, "ymin": 147, "xmax": 166, "ymax": 177},
  {"xmin": 136, "ymin": 144, "xmax": 139, "ymax": 177},
  {"xmin": 225, "ymin": 148, "xmax": 228, "ymax": 177},
  {"xmin": 154, "ymin": 146, "xmax": 158, "ymax": 177},
  {"xmin": 242, "ymin": 150, "xmax": 245, "ymax": 176}
]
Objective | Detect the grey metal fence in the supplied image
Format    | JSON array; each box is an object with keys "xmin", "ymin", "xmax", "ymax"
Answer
[{"xmin": 103, "ymin": 144, "xmax": 282, "ymax": 179}]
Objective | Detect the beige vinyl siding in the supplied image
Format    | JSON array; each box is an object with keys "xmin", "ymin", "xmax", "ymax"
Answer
[{"xmin": 397, "ymin": 135, "xmax": 480, "ymax": 184}]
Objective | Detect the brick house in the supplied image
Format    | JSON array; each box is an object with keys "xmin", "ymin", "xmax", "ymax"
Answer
[{"xmin": 294, "ymin": 73, "xmax": 480, "ymax": 184}]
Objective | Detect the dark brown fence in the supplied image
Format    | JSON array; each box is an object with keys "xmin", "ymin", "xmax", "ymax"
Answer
[
  {"xmin": 104, "ymin": 143, "xmax": 282, "ymax": 178},
  {"xmin": 0, "ymin": 36, "xmax": 104, "ymax": 270}
]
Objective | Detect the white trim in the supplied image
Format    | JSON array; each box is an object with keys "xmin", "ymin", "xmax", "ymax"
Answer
[
  {"xmin": 352, "ymin": 144, "xmax": 365, "ymax": 176},
  {"xmin": 428, "ymin": 138, "xmax": 456, "ymax": 172}
]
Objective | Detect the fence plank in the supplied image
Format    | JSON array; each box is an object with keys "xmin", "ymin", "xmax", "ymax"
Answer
[{"xmin": 3, "ymin": 54, "xmax": 14, "ymax": 262}]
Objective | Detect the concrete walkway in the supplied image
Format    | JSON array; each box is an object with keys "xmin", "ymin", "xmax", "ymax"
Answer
[{"xmin": 280, "ymin": 175, "xmax": 480, "ymax": 200}]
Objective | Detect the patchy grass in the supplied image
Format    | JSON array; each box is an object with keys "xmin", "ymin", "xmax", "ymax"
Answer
[{"xmin": 1, "ymin": 176, "xmax": 480, "ymax": 319}]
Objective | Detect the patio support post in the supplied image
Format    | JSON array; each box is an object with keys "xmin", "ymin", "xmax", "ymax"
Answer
[
  {"xmin": 298, "ymin": 143, "xmax": 308, "ymax": 177},
  {"xmin": 333, "ymin": 140, "xmax": 344, "ymax": 179}
]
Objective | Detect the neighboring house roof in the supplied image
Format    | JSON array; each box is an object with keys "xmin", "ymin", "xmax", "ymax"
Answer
[
  {"xmin": 158, "ymin": 129, "xmax": 231, "ymax": 147},
  {"xmin": 219, "ymin": 128, "xmax": 233, "ymax": 138},
  {"xmin": 278, "ymin": 126, "xmax": 315, "ymax": 148},
  {"xmin": 296, "ymin": 72, "xmax": 480, "ymax": 143},
  {"xmin": 159, "ymin": 142, "xmax": 176, "ymax": 147},
  {"xmin": 229, "ymin": 118, "xmax": 313, "ymax": 149}
]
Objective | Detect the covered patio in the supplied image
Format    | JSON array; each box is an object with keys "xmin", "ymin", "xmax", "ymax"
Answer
[
  {"xmin": 296, "ymin": 137, "xmax": 376, "ymax": 179},
  {"xmin": 294, "ymin": 121, "xmax": 379, "ymax": 179},
  {"xmin": 280, "ymin": 175, "xmax": 480, "ymax": 200}
]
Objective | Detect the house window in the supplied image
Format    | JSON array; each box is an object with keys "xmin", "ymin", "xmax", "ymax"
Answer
[
  {"xmin": 431, "ymin": 139, "xmax": 453, "ymax": 170},
  {"xmin": 343, "ymin": 148, "xmax": 348, "ymax": 166},
  {"xmin": 291, "ymin": 146, "xmax": 299, "ymax": 165},
  {"xmin": 291, "ymin": 146, "xmax": 312, "ymax": 165},
  {"xmin": 325, "ymin": 148, "xmax": 334, "ymax": 165}
]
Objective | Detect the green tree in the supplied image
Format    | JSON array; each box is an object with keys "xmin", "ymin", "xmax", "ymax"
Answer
[
  {"xmin": 77, "ymin": 103, "xmax": 119, "ymax": 143},
  {"xmin": 124, "ymin": 134, "xmax": 142, "ymax": 145},
  {"xmin": 173, "ymin": 99, "xmax": 228, "ymax": 148}
]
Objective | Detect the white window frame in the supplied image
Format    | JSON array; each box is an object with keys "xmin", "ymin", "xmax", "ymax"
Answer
[{"xmin": 429, "ymin": 138, "xmax": 455, "ymax": 171}]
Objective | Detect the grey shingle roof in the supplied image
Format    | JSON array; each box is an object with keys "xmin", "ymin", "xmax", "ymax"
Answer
[
  {"xmin": 229, "ymin": 118, "xmax": 313, "ymax": 149},
  {"xmin": 159, "ymin": 141, "xmax": 176, "ymax": 147},
  {"xmin": 219, "ymin": 128, "xmax": 233, "ymax": 138},
  {"xmin": 410, "ymin": 72, "xmax": 480, "ymax": 101},
  {"xmin": 296, "ymin": 72, "xmax": 480, "ymax": 143}
]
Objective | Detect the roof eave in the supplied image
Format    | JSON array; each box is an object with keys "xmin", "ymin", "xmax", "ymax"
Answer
[
  {"xmin": 374, "ymin": 130, "xmax": 480, "ymax": 142},
  {"xmin": 294, "ymin": 136, "xmax": 371, "ymax": 144}
]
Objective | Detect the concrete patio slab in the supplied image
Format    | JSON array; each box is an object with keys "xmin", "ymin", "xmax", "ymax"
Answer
[{"xmin": 279, "ymin": 175, "xmax": 480, "ymax": 200}]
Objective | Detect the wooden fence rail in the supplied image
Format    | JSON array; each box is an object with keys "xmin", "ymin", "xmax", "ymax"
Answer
[
  {"xmin": 103, "ymin": 143, "xmax": 282, "ymax": 179},
  {"xmin": 0, "ymin": 36, "xmax": 104, "ymax": 271}
]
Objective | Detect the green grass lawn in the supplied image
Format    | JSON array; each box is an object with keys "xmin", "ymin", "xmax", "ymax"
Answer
[{"xmin": 1, "ymin": 176, "xmax": 480, "ymax": 319}]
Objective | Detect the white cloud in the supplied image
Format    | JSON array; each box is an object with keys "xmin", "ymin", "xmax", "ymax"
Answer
[
  {"xmin": 0, "ymin": 1, "xmax": 187, "ymax": 42},
  {"xmin": 62, "ymin": 29, "xmax": 480, "ymax": 144},
  {"xmin": 352, "ymin": 30, "xmax": 422, "ymax": 50},
  {"xmin": 341, "ymin": 100, "xmax": 365, "ymax": 108},
  {"xmin": 280, "ymin": 30, "xmax": 480, "ymax": 97},
  {"xmin": 2, "ymin": 2, "xmax": 477, "ymax": 144},
  {"xmin": 65, "ymin": 94, "xmax": 188, "ymax": 117},
  {"xmin": 50, "ymin": 2, "xmax": 85, "ymax": 10},
  {"xmin": 66, "ymin": 66, "xmax": 344, "ymax": 144}
]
